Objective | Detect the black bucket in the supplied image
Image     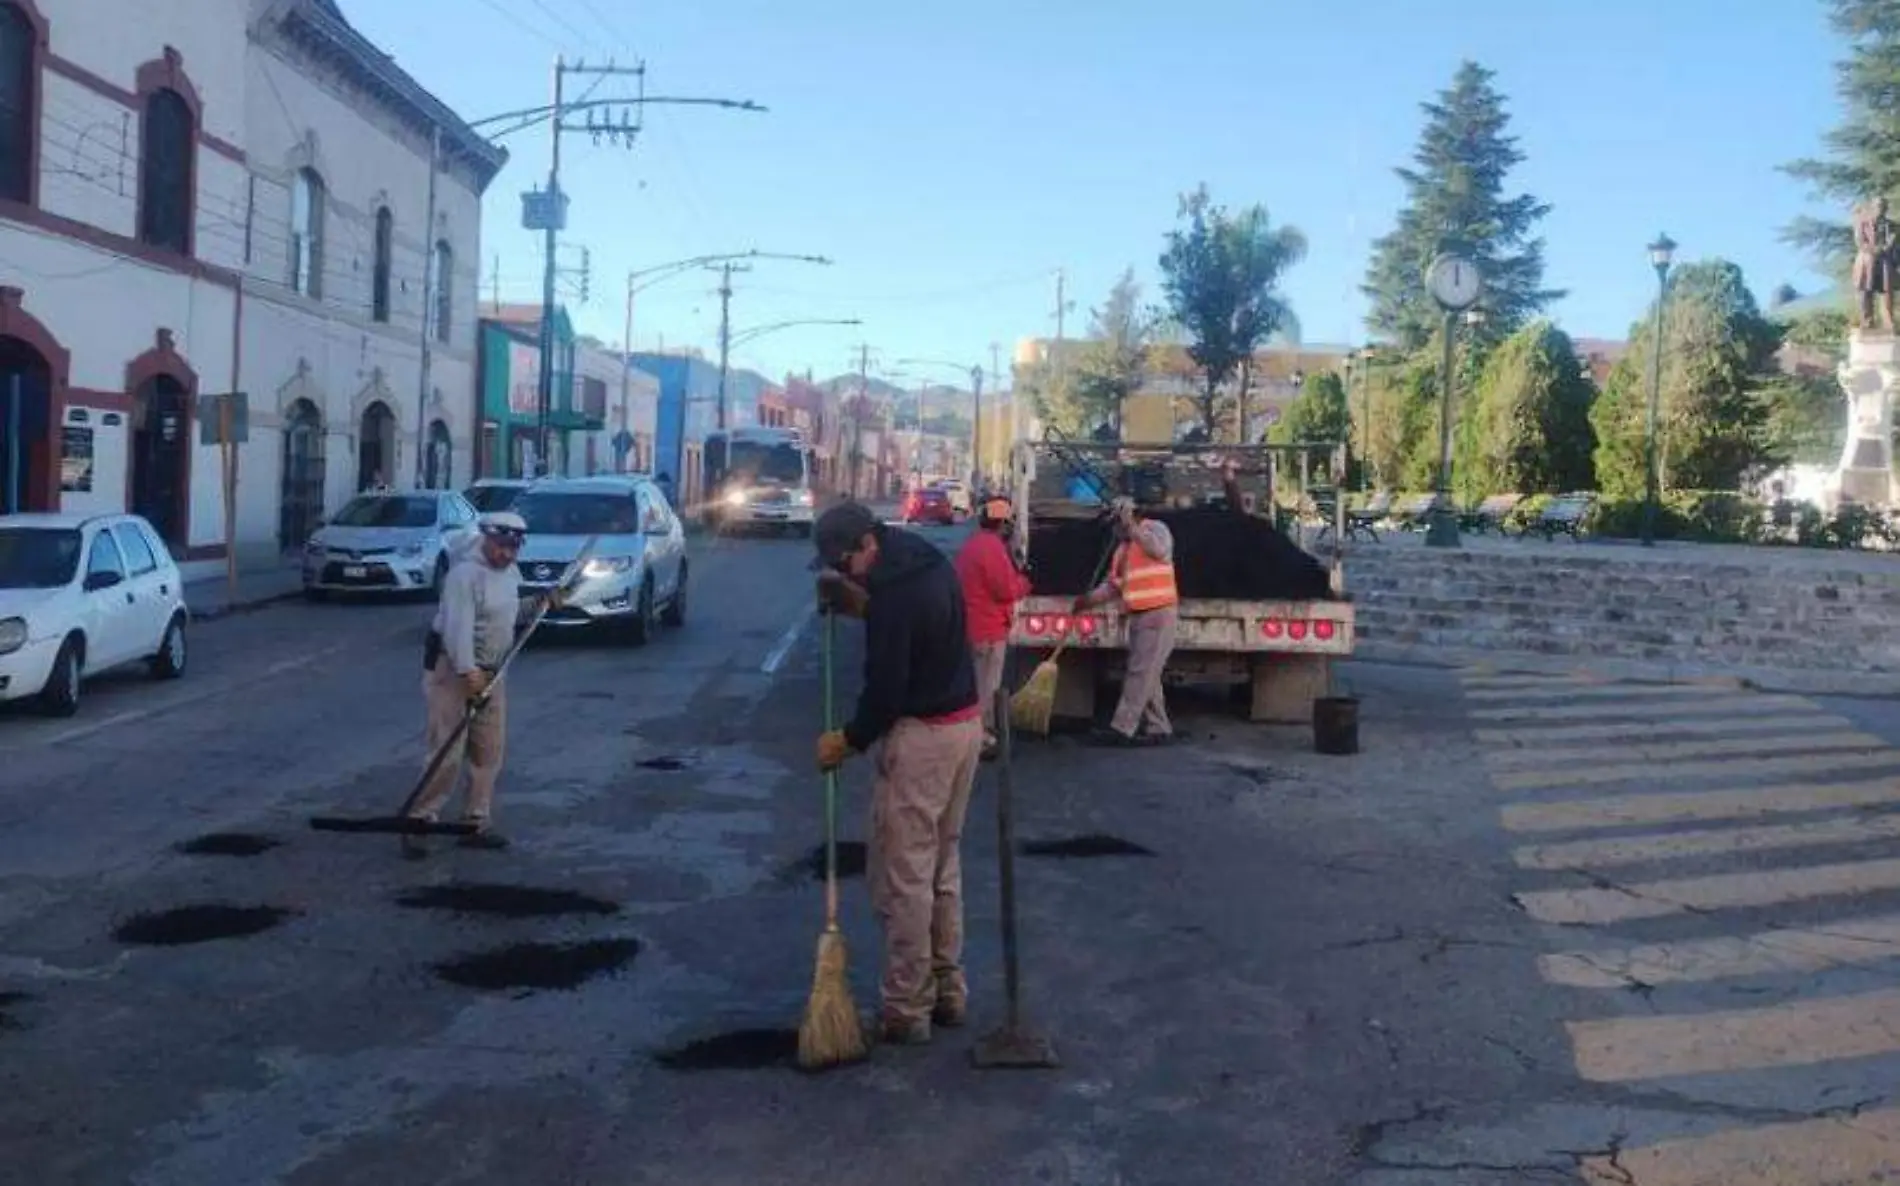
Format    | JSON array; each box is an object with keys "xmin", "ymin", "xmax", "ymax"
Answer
[{"xmin": 1313, "ymin": 696, "xmax": 1360, "ymax": 756}]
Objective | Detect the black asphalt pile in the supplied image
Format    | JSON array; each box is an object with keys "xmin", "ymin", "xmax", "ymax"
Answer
[
  {"xmin": 432, "ymin": 938, "xmax": 640, "ymax": 992},
  {"xmin": 113, "ymin": 905, "xmax": 294, "ymax": 946},
  {"xmin": 654, "ymin": 1028, "xmax": 799, "ymax": 1071},
  {"xmin": 1021, "ymin": 834, "xmax": 1156, "ymax": 859},
  {"xmin": 796, "ymin": 841, "xmax": 867, "ymax": 882},
  {"xmin": 176, "ymin": 833, "xmax": 282, "ymax": 857},
  {"xmin": 395, "ymin": 883, "xmax": 621, "ymax": 919},
  {"xmin": 1027, "ymin": 508, "xmax": 1333, "ymax": 601}
]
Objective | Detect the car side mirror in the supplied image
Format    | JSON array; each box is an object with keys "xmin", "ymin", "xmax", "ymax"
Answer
[{"xmin": 85, "ymin": 570, "xmax": 123, "ymax": 592}]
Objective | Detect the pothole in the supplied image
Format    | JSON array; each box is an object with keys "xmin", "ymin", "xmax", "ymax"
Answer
[
  {"xmin": 176, "ymin": 832, "xmax": 283, "ymax": 857},
  {"xmin": 395, "ymin": 883, "xmax": 621, "ymax": 919},
  {"xmin": 1020, "ymin": 834, "xmax": 1156, "ymax": 859},
  {"xmin": 432, "ymin": 939, "xmax": 641, "ymax": 992},
  {"xmin": 113, "ymin": 905, "xmax": 295, "ymax": 947},
  {"xmin": 637, "ymin": 757, "xmax": 691, "ymax": 772},
  {"xmin": 794, "ymin": 842, "xmax": 867, "ymax": 882},
  {"xmin": 654, "ymin": 1027, "xmax": 799, "ymax": 1071}
]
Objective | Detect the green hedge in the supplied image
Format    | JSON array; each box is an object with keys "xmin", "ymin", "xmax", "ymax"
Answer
[{"xmin": 1584, "ymin": 491, "xmax": 1897, "ymax": 550}]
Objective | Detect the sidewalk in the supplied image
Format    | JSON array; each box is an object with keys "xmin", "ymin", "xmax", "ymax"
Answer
[{"xmin": 184, "ymin": 560, "xmax": 305, "ymax": 620}]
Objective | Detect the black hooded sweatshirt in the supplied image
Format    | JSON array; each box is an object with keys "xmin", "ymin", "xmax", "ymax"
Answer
[{"xmin": 843, "ymin": 526, "xmax": 979, "ymax": 752}]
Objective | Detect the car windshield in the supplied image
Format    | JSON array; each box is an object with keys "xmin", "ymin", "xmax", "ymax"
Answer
[
  {"xmin": 464, "ymin": 485, "xmax": 523, "ymax": 512},
  {"xmin": 730, "ymin": 442, "xmax": 805, "ymax": 485},
  {"xmin": 330, "ymin": 495, "xmax": 437, "ymax": 529},
  {"xmin": 513, "ymin": 492, "xmax": 641, "ymax": 536},
  {"xmin": 0, "ymin": 527, "xmax": 83, "ymax": 590}
]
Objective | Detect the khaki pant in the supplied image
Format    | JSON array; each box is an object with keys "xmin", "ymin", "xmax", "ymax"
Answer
[
  {"xmin": 410, "ymin": 657, "xmax": 507, "ymax": 824},
  {"xmin": 1110, "ymin": 605, "xmax": 1176, "ymax": 738},
  {"xmin": 971, "ymin": 641, "xmax": 1007, "ymax": 739},
  {"xmin": 869, "ymin": 715, "xmax": 984, "ymax": 1024}
]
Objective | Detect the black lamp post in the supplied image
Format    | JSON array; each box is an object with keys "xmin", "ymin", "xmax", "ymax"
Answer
[{"xmin": 1641, "ymin": 233, "xmax": 1677, "ymax": 547}]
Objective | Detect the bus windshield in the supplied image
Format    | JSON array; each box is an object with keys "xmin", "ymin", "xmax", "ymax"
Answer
[{"xmin": 711, "ymin": 439, "xmax": 806, "ymax": 488}]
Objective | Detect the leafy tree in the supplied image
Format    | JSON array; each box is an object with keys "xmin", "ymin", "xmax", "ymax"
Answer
[
  {"xmin": 1363, "ymin": 61, "xmax": 1561, "ymax": 353},
  {"xmin": 1159, "ymin": 185, "xmax": 1306, "ymax": 438},
  {"xmin": 1759, "ymin": 371, "xmax": 1847, "ymax": 467},
  {"xmin": 1590, "ymin": 260, "xmax": 1782, "ymax": 498},
  {"xmin": 1458, "ymin": 321, "xmax": 1597, "ymax": 497},
  {"xmin": 1270, "ymin": 370, "xmax": 1355, "ymax": 485},
  {"xmin": 1364, "ymin": 357, "xmax": 1440, "ymax": 491},
  {"xmin": 1783, "ymin": 0, "xmax": 1900, "ymax": 271},
  {"xmin": 1071, "ymin": 268, "xmax": 1159, "ymax": 432}
]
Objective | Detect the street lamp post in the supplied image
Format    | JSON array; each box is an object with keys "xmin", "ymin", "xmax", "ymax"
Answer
[
  {"xmin": 897, "ymin": 357, "xmax": 988, "ymax": 492},
  {"xmin": 1641, "ymin": 233, "xmax": 1677, "ymax": 548}
]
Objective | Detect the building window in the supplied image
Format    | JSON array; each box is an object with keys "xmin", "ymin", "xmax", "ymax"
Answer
[
  {"xmin": 432, "ymin": 240, "xmax": 452, "ymax": 343},
  {"xmin": 290, "ymin": 167, "xmax": 324, "ymax": 297},
  {"xmin": 138, "ymin": 88, "xmax": 193, "ymax": 254},
  {"xmin": 370, "ymin": 205, "xmax": 392, "ymax": 322},
  {"xmin": 0, "ymin": 3, "xmax": 33, "ymax": 205}
]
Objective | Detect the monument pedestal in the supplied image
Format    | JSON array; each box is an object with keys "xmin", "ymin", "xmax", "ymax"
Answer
[{"xmin": 1836, "ymin": 331, "xmax": 1899, "ymax": 506}]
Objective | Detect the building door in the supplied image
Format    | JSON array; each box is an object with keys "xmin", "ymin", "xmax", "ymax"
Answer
[
  {"xmin": 424, "ymin": 419, "xmax": 451, "ymax": 488},
  {"xmin": 278, "ymin": 399, "xmax": 325, "ymax": 552},
  {"xmin": 357, "ymin": 401, "xmax": 395, "ymax": 491},
  {"xmin": 0, "ymin": 337, "xmax": 51, "ymax": 515},
  {"xmin": 130, "ymin": 374, "xmax": 189, "ymax": 550}
]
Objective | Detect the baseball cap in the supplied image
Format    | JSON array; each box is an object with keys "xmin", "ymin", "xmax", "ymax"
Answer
[{"xmin": 811, "ymin": 500, "xmax": 880, "ymax": 570}]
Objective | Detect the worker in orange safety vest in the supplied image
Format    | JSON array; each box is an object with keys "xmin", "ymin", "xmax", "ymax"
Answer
[{"xmin": 1073, "ymin": 496, "xmax": 1178, "ymax": 747}]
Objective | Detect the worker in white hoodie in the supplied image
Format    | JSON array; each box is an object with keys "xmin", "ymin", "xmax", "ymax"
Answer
[{"xmin": 405, "ymin": 510, "xmax": 559, "ymax": 854}]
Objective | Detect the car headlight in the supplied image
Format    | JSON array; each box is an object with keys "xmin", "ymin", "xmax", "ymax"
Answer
[
  {"xmin": 399, "ymin": 542, "xmax": 426, "ymax": 557},
  {"xmin": 795, "ymin": 491, "xmax": 814, "ymax": 506},
  {"xmin": 725, "ymin": 489, "xmax": 747, "ymax": 507},
  {"xmin": 583, "ymin": 556, "xmax": 636, "ymax": 578},
  {"xmin": 0, "ymin": 617, "xmax": 26, "ymax": 656}
]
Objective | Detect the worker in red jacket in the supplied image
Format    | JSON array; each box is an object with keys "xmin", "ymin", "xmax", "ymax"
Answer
[{"xmin": 954, "ymin": 495, "xmax": 1032, "ymax": 759}]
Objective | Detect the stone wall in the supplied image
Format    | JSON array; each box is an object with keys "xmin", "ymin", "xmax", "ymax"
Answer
[{"xmin": 1344, "ymin": 543, "xmax": 1900, "ymax": 695}]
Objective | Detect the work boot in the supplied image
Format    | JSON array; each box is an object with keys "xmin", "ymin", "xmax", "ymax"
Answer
[
  {"xmin": 932, "ymin": 996, "xmax": 968, "ymax": 1029},
  {"xmin": 1087, "ymin": 726, "xmax": 1142, "ymax": 748},
  {"xmin": 457, "ymin": 825, "xmax": 509, "ymax": 851},
  {"xmin": 878, "ymin": 1015, "xmax": 932, "ymax": 1046},
  {"xmin": 980, "ymin": 734, "xmax": 999, "ymax": 763}
]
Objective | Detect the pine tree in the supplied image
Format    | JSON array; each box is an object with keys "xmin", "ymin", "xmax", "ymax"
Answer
[
  {"xmin": 1363, "ymin": 62, "xmax": 1562, "ymax": 353},
  {"xmin": 1783, "ymin": 0, "xmax": 1900, "ymax": 271},
  {"xmin": 1459, "ymin": 321, "xmax": 1597, "ymax": 498}
]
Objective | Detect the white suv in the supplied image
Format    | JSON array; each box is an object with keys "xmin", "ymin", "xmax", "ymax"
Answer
[{"xmin": 0, "ymin": 513, "xmax": 189, "ymax": 716}]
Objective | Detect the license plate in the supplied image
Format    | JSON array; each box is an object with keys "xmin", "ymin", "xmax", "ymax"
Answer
[{"xmin": 344, "ymin": 565, "xmax": 367, "ymax": 578}]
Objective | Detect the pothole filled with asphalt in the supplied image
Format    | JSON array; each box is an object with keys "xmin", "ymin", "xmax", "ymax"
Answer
[
  {"xmin": 637, "ymin": 757, "xmax": 691, "ymax": 772},
  {"xmin": 113, "ymin": 905, "xmax": 296, "ymax": 946},
  {"xmin": 1020, "ymin": 834, "xmax": 1156, "ymax": 859},
  {"xmin": 432, "ymin": 939, "xmax": 640, "ymax": 992},
  {"xmin": 654, "ymin": 1028, "xmax": 799, "ymax": 1071},
  {"xmin": 176, "ymin": 832, "xmax": 283, "ymax": 857},
  {"xmin": 395, "ymin": 883, "xmax": 621, "ymax": 919},
  {"xmin": 0, "ymin": 991, "xmax": 33, "ymax": 1032},
  {"xmin": 794, "ymin": 841, "xmax": 867, "ymax": 882}
]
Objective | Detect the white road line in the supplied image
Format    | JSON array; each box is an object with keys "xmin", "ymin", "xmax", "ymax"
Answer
[
  {"xmin": 1580, "ymin": 1105, "xmax": 1900, "ymax": 1186},
  {"xmin": 1540, "ymin": 912, "xmax": 1900, "ymax": 988},
  {"xmin": 1568, "ymin": 985, "xmax": 1900, "ymax": 1082},
  {"xmin": 1515, "ymin": 855, "xmax": 1900, "ymax": 925},
  {"xmin": 762, "ymin": 607, "xmax": 814, "ymax": 675},
  {"xmin": 1500, "ymin": 779, "xmax": 1900, "ymax": 834}
]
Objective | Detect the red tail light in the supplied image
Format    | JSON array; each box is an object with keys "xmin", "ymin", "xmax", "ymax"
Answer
[
  {"xmin": 1076, "ymin": 616, "xmax": 1098, "ymax": 638},
  {"xmin": 1314, "ymin": 619, "xmax": 1336, "ymax": 641},
  {"xmin": 1261, "ymin": 619, "xmax": 1285, "ymax": 640},
  {"xmin": 1051, "ymin": 614, "xmax": 1072, "ymax": 635},
  {"xmin": 1288, "ymin": 620, "xmax": 1309, "ymax": 641},
  {"xmin": 1025, "ymin": 615, "xmax": 1048, "ymax": 635}
]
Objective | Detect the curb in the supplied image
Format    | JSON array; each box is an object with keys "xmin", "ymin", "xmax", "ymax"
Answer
[
  {"xmin": 1350, "ymin": 641, "xmax": 1900, "ymax": 700},
  {"xmin": 188, "ymin": 587, "xmax": 305, "ymax": 623}
]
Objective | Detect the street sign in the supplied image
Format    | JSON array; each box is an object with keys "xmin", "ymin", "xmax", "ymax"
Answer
[{"xmin": 197, "ymin": 392, "xmax": 249, "ymax": 444}]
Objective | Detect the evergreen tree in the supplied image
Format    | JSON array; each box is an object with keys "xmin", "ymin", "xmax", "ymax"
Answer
[
  {"xmin": 1459, "ymin": 321, "xmax": 1598, "ymax": 497},
  {"xmin": 1783, "ymin": 0, "xmax": 1900, "ymax": 271},
  {"xmin": 1070, "ymin": 268, "xmax": 1159, "ymax": 432},
  {"xmin": 1363, "ymin": 62, "xmax": 1562, "ymax": 353},
  {"xmin": 1270, "ymin": 370, "xmax": 1355, "ymax": 484}
]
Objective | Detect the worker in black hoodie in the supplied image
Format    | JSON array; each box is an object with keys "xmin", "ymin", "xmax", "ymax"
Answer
[{"xmin": 812, "ymin": 500, "xmax": 983, "ymax": 1046}]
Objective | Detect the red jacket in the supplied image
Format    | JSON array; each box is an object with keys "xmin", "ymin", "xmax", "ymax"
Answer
[{"xmin": 955, "ymin": 529, "xmax": 1032, "ymax": 645}]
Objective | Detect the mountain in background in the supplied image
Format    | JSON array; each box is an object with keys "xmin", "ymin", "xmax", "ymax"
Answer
[{"xmin": 819, "ymin": 375, "xmax": 974, "ymax": 431}]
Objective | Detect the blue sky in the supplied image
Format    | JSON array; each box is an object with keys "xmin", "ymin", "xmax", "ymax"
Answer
[{"xmin": 344, "ymin": 0, "xmax": 1843, "ymax": 384}]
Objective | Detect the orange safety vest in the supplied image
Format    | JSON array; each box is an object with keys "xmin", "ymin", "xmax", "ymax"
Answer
[{"xmin": 1113, "ymin": 540, "xmax": 1178, "ymax": 613}]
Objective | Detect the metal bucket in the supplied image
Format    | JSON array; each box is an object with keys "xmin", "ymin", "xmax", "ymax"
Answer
[{"xmin": 1313, "ymin": 696, "xmax": 1360, "ymax": 756}]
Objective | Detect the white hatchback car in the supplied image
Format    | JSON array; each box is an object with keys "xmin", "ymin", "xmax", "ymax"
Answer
[{"xmin": 0, "ymin": 513, "xmax": 189, "ymax": 716}]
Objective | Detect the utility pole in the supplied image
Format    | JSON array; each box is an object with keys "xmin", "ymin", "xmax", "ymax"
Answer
[
  {"xmin": 714, "ymin": 261, "xmax": 745, "ymax": 431},
  {"xmin": 531, "ymin": 55, "xmax": 567, "ymax": 478},
  {"xmin": 620, "ymin": 271, "xmax": 635, "ymax": 472},
  {"xmin": 970, "ymin": 364, "xmax": 983, "ymax": 492},
  {"xmin": 852, "ymin": 343, "xmax": 871, "ymax": 500},
  {"xmin": 412, "ymin": 124, "xmax": 440, "ymax": 490}
]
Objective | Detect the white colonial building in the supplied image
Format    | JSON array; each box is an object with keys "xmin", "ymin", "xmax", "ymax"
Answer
[
  {"xmin": 573, "ymin": 336, "xmax": 658, "ymax": 477},
  {"xmin": 0, "ymin": 0, "xmax": 500, "ymax": 574}
]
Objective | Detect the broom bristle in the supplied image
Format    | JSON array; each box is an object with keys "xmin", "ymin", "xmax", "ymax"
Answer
[
  {"xmin": 1009, "ymin": 659, "xmax": 1059, "ymax": 737},
  {"xmin": 797, "ymin": 927, "xmax": 868, "ymax": 1070}
]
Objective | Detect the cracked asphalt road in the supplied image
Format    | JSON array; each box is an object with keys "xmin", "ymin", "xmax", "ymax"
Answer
[{"xmin": 4, "ymin": 527, "xmax": 1896, "ymax": 1184}]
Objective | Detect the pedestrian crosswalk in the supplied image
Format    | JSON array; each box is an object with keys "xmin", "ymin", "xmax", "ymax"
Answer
[{"xmin": 1460, "ymin": 667, "xmax": 1900, "ymax": 1184}]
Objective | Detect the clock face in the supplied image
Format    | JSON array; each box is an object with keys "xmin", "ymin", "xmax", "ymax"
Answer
[{"xmin": 1428, "ymin": 255, "xmax": 1482, "ymax": 310}]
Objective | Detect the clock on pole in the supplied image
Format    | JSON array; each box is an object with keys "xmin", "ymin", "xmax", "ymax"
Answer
[
  {"xmin": 1427, "ymin": 253, "xmax": 1482, "ymax": 312},
  {"xmin": 1422, "ymin": 252, "xmax": 1482, "ymax": 547}
]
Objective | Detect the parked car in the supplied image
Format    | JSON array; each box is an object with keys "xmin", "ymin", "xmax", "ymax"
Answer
[
  {"xmin": 510, "ymin": 476, "xmax": 687, "ymax": 644},
  {"xmin": 464, "ymin": 478, "xmax": 534, "ymax": 514},
  {"xmin": 936, "ymin": 480, "xmax": 972, "ymax": 516},
  {"xmin": 302, "ymin": 490, "xmax": 479, "ymax": 600},
  {"xmin": 0, "ymin": 513, "xmax": 188, "ymax": 717},
  {"xmin": 902, "ymin": 486, "xmax": 957, "ymax": 526}
]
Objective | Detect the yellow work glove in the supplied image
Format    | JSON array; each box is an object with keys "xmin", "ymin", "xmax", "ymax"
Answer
[{"xmin": 816, "ymin": 730, "xmax": 850, "ymax": 772}]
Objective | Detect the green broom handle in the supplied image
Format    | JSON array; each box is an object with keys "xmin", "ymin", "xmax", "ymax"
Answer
[{"xmin": 822, "ymin": 609, "xmax": 841, "ymax": 924}]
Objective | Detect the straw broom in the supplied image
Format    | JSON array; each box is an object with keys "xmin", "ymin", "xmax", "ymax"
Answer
[{"xmin": 798, "ymin": 609, "xmax": 869, "ymax": 1070}]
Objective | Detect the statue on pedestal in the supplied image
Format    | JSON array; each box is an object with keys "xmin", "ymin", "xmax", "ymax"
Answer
[{"xmin": 1853, "ymin": 197, "xmax": 1896, "ymax": 332}]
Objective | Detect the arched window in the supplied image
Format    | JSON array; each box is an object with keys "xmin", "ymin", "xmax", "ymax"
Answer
[
  {"xmin": 290, "ymin": 167, "xmax": 324, "ymax": 297},
  {"xmin": 138, "ymin": 88, "xmax": 193, "ymax": 254},
  {"xmin": 432, "ymin": 240, "xmax": 452, "ymax": 343},
  {"xmin": 0, "ymin": 2, "xmax": 35, "ymax": 205},
  {"xmin": 371, "ymin": 205, "xmax": 392, "ymax": 322}
]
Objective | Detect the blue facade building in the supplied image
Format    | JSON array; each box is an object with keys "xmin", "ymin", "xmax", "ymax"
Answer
[{"xmin": 629, "ymin": 353, "xmax": 769, "ymax": 495}]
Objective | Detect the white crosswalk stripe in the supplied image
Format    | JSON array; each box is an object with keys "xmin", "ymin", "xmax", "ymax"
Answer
[{"xmin": 1456, "ymin": 666, "xmax": 1900, "ymax": 1183}]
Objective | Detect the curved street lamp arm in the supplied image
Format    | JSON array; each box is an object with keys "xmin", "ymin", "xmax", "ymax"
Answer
[
  {"xmin": 472, "ymin": 96, "xmax": 768, "ymax": 140},
  {"xmin": 729, "ymin": 317, "xmax": 862, "ymax": 349}
]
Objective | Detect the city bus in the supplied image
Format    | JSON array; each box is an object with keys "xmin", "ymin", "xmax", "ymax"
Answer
[{"xmin": 703, "ymin": 425, "xmax": 816, "ymax": 535}]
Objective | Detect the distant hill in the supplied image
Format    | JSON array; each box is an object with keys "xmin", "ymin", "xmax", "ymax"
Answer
[{"xmin": 819, "ymin": 375, "xmax": 974, "ymax": 427}]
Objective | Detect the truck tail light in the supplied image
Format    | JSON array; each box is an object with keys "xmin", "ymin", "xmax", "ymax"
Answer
[
  {"xmin": 1314, "ymin": 619, "xmax": 1336, "ymax": 641},
  {"xmin": 1288, "ymin": 620, "xmax": 1309, "ymax": 641},
  {"xmin": 1261, "ymin": 619, "xmax": 1285, "ymax": 640},
  {"xmin": 1076, "ymin": 616, "xmax": 1098, "ymax": 638},
  {"xmin": 1025, "ymin": 615, "xmax": 1048, "ymax": 636}
]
